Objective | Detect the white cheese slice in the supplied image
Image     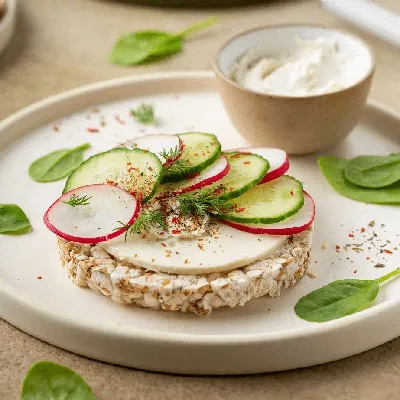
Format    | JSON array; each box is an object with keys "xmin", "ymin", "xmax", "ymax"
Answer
[{"xmin": 99, "ymin": 222, "xmax": 287, "ymax": 275}]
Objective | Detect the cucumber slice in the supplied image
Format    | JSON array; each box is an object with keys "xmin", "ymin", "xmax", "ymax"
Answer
[
  {"xmin": 212, "ymin": 152, "xmax": 269, "ymax": 200},
  {"xmin": 63, "ymin": 148, "xmax": 162, "ymax": 202},
  {"xmin": 219, "ymin": 175, "xmax": 304, "ymax": 223},
  {"xmin": 162, "ymin": 132, "xmax": 221, "ymax": 182}
]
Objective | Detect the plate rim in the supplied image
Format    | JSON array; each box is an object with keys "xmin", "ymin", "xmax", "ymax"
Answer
[{"xmin": 1, "ymin": 70, "xmax": 400, "ymax": 346}]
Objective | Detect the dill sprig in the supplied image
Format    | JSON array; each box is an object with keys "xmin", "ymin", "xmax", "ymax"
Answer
[
  {"xmin": 159, "ymin": 145, "xmax": 181, "ymax": 166},
  {"xmin": 118, "ymin": 140, "xmax": 137, "ymax": 150},
  {"xmin": 160, "ymin": 145, "xmax": 190, "ymax": 178},
  {"xmin": 115, "ymin": 210, "xmax": 166, "ymax": 241},
  {"xmin": 130, "ymin": 104, "xmax": 155, "ymax": 124},
  {"xmin": 63, "ymin": 194, "xmax": 92, "ymax": 207},
  {"xmin": 177, "ymin": 187, "xmax": 233, "ymax": 217}
]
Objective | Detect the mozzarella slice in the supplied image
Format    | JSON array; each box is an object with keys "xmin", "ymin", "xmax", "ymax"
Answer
[{"xmin": 99, "ymin": 222, "xmax": 287, "ymax": 275}]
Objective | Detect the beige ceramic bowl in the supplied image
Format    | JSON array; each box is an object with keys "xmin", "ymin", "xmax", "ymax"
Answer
[{"xmin": 213, "ymin": 25, "xmax": 375, "ymax": 155}]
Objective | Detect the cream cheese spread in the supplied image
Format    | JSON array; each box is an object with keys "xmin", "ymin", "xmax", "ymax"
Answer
[{"xmin": 238, "ymin": 37, "xmax": 350, "ymax": 97}]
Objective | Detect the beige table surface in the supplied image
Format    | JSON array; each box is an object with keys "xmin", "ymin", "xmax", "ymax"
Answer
[{"xmin": 1, "ymin": 0, "xmax": 400, "ymax": 398}]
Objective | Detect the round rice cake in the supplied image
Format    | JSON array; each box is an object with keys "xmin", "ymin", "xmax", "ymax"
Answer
[{"xmin": 56, "ymin": 227, "xmax": 313, "ymax": 315}]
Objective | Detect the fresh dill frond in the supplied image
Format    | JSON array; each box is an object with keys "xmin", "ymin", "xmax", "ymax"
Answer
[
  {"xmin": 159, "ymin": 145, "xmax": 181, "ymax": 166},
  {"xmin": 115, "ymin": 210, "xmax": 166, "ymax": 241},
  {"xmin": 62, "ymin": 193, "xmax": 92, "ymax": 207},
  {"xmin": 130, "ymin": 104, "xmax": 155, "ymax": 124},
  {"xmin": 118, "ymin": 140, "xmax": 137, "ymax": 150},
  {"xmin": 160, "ymin": 145, "xmax": 190, "ymax": 177},
  {"xmin": 177, "ymin": 187, "xmax": 233, "ymax": 217}
]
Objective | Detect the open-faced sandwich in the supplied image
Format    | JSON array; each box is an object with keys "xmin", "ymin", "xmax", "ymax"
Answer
[{"xmin": 44, "ymin": 133, "xmax": 315, "ymax": 315}]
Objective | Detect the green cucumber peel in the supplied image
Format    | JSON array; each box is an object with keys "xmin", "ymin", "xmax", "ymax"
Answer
[
  {"xmin": 212, "ymin": 152, "xmax": 269, "ymax": 201},
  {"xmin": 29, "ymin": 143, "xmax": 91, "ymax": 183},
  {"xmin": 63, "ymin": 147, "xmax": 163, "ymax": 203},
  {"xmin": 219, "ymin": 175, "xmax": 303, "ymax": 223},
  {"xmin": 318, "ymin": 156, "xmax": 400, "ymax": 204},
  {"xmin": 295, "ymin": 268, "xmax": 400, "ymax": 323},
  {"xmin": 162, "ymin": 132, "xmax": 221, "ymax": 183}
]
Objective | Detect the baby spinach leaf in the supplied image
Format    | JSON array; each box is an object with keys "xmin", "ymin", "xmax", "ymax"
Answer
[
  {"xmin": 110, "ymin": 32, "xmax": 183, "ymax": 66},
  {"xmin": 295, "ymin": 268, "xmax": 400, "ymax": 323},
  {"xmin": 0, "ymin": 204, "xmax": 31, "ymax": 235},
  {"xmin": 318, "ymin": 156, "xmax": 400, "ymax": 204},
  {"xmin": 109, "ymin": 16, "xmax": 218, "ymax": 66},
  {"xmin": 345, "ymin": 154, "xmax": 400, "ymax": 188},
  {"xmin": 21, "ymin": 361, "xmax": 96, "ymax": 400},
  {"xmin": 29, "ymin": 143, "xmax": 90, "ymax": 183}
]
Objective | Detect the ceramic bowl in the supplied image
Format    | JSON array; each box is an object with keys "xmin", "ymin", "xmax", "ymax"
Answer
[{"xmin": 213, "ymin": 25, "xmax": 375, "ymax": 155}]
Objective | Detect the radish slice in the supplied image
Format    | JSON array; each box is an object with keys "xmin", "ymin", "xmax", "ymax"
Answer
[
  {"xmin": 222, "ymin": 191, "xmax": 315, "ymax": 235},
  {"xmin": 44, "ymin": 184, "xmax": 140, "ymax": 244},
  {"xmin": 160, "ymin": 156, "xmax": 230, "ymax": 196},
  {"xmin": 124, "ymin": 134, "xmax": 183, "ymax": 165},
  {"xmin": 232, "ymin": 147, "xmax": 289, "ymax": 183}
]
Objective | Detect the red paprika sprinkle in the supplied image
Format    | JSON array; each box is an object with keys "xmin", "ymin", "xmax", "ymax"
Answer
[
  {"xmin": 290, "ymin": 190, "xmax": 294, "ymax": 196},
  {"xmin": 115, "ymin": 114, "xmax": 126, "ymax": 125},
  {"xmin": 171, "ymin": 217, "xmax": 179, "ymax": 224},
  {"xmin": 348, "ymin": 233, "xmax": 354, "ymax": 238},
  {"xmin": 243, "ymin": 161, "xmax": 251, "ymax": 165},
  {"xmin": 198, "ymin": 244, "xmax": 203, "ymax": 250},
  {"xmin": 86, "ymin": 127, "xmax": 99, "ymax": 133},
  {"xmin": 161, "ymin": 243, "xmax": 166, "ymax": 248},
  {"xmin": 361, "ymin": 227, "xmax": 366, "ymax": 233},
  {"xmin": 37, "ymin": 276, "xmax": 42, "ymax": 280},
  {"xmin": 384, "ymin": 249, "xmax": 393, "ymax": 254},
  {"xmin": 172, "ymin": 229, "xmax": 182, "ymax": 234},
  {"xmin": 53, "ymin": 125, "xmax": 59, "ymax": 132},
  {"xmin": 184, "ymin": 259, "xmax": 189, "ymax": 264},
  {"xmin": 235, "ymin": 207, "xmax": 246, "ymax": 213}
]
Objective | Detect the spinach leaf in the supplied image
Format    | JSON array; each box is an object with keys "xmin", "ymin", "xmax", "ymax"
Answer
[
  {"xmin": 345, "ymin": 154, "xmax": 400, "ymax": 188},
  {"xmin": 21, "ymin": 361, "xmax": 96, "ymax": 400},
  {"xmin": 0, "ymin": 204, "xmax": 31, "ymax": 235},
  {"xmin": 295, "ymin": 269, "xmax": 400, "ymax": 322},
  {"xmin": 109, "ymin": 16, "xmax": 218, "ymax": 66},
  {"xmin": 29, "ymin": 143, "xmax": 90, "ymax": 183},
  {"xmin": 318, "ymin": 156, "xmax": 400, "ymax": 204}
]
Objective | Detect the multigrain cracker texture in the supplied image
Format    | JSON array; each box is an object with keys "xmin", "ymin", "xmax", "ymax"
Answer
[{"xmin": 57, "ymin": 227, "xmax": 312, "ymax": 315}]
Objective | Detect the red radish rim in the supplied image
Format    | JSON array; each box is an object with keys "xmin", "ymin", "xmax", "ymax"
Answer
[
  {"xmin": 221, "ymin": 191, "xmax": 315, "ymax": 236},
  {"xmin": 227, "ymin": 146, "xmax": 290, "ymax": 184},
  {"xmin": 162, "ymin": 156, "xmax": 230, "ymax": 197},
  {"xmin": 260, "ymin": 156, "xmax": 290, "ymax": 183},
  {"xmin": 43, "ymin": 184, "xmax": 141, "ymax": 244}
]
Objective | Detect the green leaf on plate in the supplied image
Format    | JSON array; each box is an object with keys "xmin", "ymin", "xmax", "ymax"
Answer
[
  {"xmin": 21, "ymin": 361, "xmax": 96, "ymax": 400},
  {"xmin": 29, "ymin": 143, "xmax": 91, "ymax": 183},
  {"xmin": 344, "ymin": 154, "xmax": 400, "ymax": 188},
  {"xmin": 318, "ymin": 156, "xmax": 400, "ymax": 204},
  {"xmin": 295, "ymin": 269, "xmax": 400, "ymax": 323},
  {"xmin": 109, "ymin": 16, "xmax": 218, "ymax": 66},
  {"xmin": 0, "ymin": 204, "xmax": 31, "ymax": 235}
]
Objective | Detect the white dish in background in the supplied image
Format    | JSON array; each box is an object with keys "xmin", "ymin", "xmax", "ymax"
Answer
[
  {"xmin": 0, "ymin": 71, "xmax": 400, "ymax": 374},
  {"xmin": 0, "ymin": 0, "xmax": 16, "ymax": 56}
]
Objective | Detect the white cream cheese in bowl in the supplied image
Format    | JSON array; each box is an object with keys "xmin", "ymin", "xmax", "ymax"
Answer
[
  {"xmin": 213, "ymin": 25, "xmax": 374, "ymax": 153},
  {"xmin": 239, "ymin": 37, "xmax": 351, "ymax": 97}
]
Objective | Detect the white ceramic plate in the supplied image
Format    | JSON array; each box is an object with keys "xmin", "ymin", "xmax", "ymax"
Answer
[{"xmin": 0, "ymin": 71, "xmax": 399, "ymax": 375}]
